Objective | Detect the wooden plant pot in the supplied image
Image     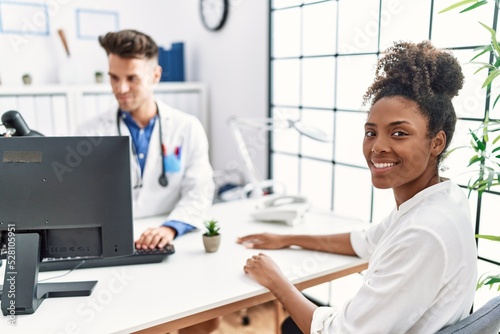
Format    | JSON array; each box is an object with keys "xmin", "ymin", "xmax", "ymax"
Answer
[{"xmin": 203, "ymin": 234, "xmax": 221, "ymax": 253}]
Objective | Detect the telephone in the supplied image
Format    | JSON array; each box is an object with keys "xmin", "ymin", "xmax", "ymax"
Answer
[
  {"xmin": 250, "ymin": 195, "xmax": 311, "ymax": 226},
  {"xmin": 0, "ymin": 110, "xmax": 43, "ymax": 137}
]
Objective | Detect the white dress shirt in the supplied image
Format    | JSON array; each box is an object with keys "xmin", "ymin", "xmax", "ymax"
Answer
[{"xmin": 311, "ymin": 180, "xmax": 477, "ymax": 333}]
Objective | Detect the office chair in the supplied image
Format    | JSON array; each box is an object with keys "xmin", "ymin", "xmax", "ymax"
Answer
[{"xmin": 436, "ymin": 295, "xmax": 500, "ymax": 334}]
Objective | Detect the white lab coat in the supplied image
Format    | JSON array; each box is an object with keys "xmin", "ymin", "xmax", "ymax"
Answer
[{"xmin": 76, "ymin": 100, "xmax": 214, "ymax": 229}]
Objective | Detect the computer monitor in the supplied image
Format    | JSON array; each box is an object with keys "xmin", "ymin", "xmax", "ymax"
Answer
[{"xmin": 0, "ymin": 136, "xmax": 134, "ymax": 316}]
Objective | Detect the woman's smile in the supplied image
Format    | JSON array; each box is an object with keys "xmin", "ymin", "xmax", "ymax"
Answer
[{"xmin": 363, "ymin": 96, "xmax": 444, "ymax": 206}]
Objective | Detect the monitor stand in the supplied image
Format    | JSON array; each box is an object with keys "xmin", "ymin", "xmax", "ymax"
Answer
[{"xmin": 0, "ymin": 233, "xmax": 97, "ymax": 316}]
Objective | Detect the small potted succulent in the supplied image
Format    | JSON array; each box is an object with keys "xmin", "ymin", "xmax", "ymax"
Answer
[
  {"xmin": 22, "ymin": 73, "xmax": 32, "ymax": 85},
  {"xmin": 202, "ymin": 219, "xmax": 221, "ymax": 253},
  {"xmin": 95, "ymin": 71, "xmax": 104, "ymax": 83}
]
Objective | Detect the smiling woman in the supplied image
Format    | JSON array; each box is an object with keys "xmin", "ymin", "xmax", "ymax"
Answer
[
  {"xmin": 363, "ymin": 97, "xmax": 441, "ymax": 205},
  {"xmin": 238, "ymin": 41, "xmax": 478, "ymax": 334},
  {"xmin": 362, "ymin": 41, "xmax": 464, "ymax": 207}
]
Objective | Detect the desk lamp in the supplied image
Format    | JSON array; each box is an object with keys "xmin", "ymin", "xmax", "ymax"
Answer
[{"xmin": 227, "ymin": 116, "xmax": 332, "ymax": 225}]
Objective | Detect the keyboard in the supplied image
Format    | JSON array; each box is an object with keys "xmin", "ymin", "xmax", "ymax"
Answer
[{"xmin": 39, "ymin": 244, "xmax": 175, "ymax": 272}]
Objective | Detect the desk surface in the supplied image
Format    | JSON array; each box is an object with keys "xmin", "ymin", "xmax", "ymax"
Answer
[{"xmin": 0, "ymin": 199, "xmax": 368, "ymax": 334}]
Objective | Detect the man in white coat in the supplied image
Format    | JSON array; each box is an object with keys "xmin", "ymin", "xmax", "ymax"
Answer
[
  {"xmin": 78, "ymin": 30, "xmax": 213, "ymax": 251},
  {"xmin": 77, "ymin": 29, "xmax": 218, "ymax": 333}
]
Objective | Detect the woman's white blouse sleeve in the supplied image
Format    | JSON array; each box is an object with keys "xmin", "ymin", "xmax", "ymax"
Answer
[{"xmin": 310, "ymin": 226, "xmax": 447, "ymax": 333}]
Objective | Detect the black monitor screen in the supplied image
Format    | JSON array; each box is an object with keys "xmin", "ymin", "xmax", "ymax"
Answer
[{"xmin": 0, "ymin": 136, "xmax": 134, "ymax": 316}]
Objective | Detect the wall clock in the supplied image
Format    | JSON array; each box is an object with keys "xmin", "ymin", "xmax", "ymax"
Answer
[{"xmin": 200, "ymin": 0, "xmax": 229, "ymax": 31}]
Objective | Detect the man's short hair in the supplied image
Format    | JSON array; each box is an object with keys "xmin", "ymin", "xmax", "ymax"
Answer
[{"xmin": 98, "ymin": 29, "xmax": 159, "ymax": 61}]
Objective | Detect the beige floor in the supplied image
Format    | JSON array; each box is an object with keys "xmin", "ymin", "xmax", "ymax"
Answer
[
  {"xmin": 214, "ymin": 302, "xmax": 286, "ymax": 334},
  {"xmin": 171, "ymin": 301, "xmax": 286, "ymax": 334}
]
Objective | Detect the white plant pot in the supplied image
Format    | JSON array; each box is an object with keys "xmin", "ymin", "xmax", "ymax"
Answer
[{"xmin": 203, "ymin": 234, "xmax": 221, "ymax": 253}]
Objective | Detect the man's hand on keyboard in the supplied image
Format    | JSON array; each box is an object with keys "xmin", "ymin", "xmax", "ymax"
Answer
[{"xmin": 135, "ymin": 226, "xmax": 176, "ymax": 250}]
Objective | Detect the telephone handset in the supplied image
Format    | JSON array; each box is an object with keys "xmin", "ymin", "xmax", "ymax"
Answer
[
  {"xmin": 251, "ymin": 195, "xmax": 310, "ymax": 226},
  {"xmin": 1, "ymin": 110, "xmax": 43, "ymax": 137},
  {"xmin": 260, "ymin": 195, "xmax": 308, "ymax": 208}
]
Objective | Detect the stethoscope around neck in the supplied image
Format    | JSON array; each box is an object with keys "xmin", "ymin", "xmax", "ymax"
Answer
[{"xmin": 116, "ymin": 108, "xmax": 169, "ymax": 188}]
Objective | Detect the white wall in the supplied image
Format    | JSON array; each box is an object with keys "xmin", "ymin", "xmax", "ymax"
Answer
[
  {"xmin": 150, "ymin": 0, "xmax": 270, "ymax": 179},
  {"xmin": 0, "ymin": 0, "xmax": 269, "ymax": 179}
]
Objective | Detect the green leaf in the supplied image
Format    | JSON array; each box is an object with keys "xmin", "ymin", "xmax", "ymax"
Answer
[
  {"xmin": 477, "ymin": 183, "xmax": 490, "ymax": 192},
  {"xmin": 470, "ymin": 142, "xmax": 481, "ymax": 152},
  {"xmin": 478, "ymin": 21, "xmax": 498, "ymax": 40},
  {"xmin": 479, "ymin": 22, "xmax": 500, "ymax": 55},
  {"xmin": 468, "ymin": 177, "xmax": 485, "ymax": 192},
  {"xmin": 484, "ymin": 276, "xmax": 500, "ymax": 289},
  {"xmin": 489, "ymin": 122, "xmax": 500, "ymax": 133},
  {"xmin": 438, "ymin": 0, "xmax": 481, "ymax": 13},
  {"xmin": 471, "ymin": 177, "xmax": 491, "ymax": 190},
  {"xmin": 467, "ymin": 180, "xmax": 476, "ymax": 192},
  {"xmin": 470, "ymin": 131, "xmax": 486, "ymax": 151},
  {"xmin": 470, "ymin": 46, "xmax": 492, "ymax": 61},
  {"xmin": 470, "ymin": 61, "xmax": 495, "ymax": 68},
  {"xmin": 468, "ymin": 155, "xmax": 483, "ymax": 166},
  {"xmin": 204, "ymin": 219, "xmax": 220, "ymax": 236},
  {"xmin": 493, "ymin": 93, "xmax": 500, "ymax": 108},
  {"xmin": 460, "ymin": 0, "xmax": 489, "ymax": 12},
  {"xmin": 482, "ymin": 69, "xmax": 500, "ymax": 88},
  {"xmin": 477, "ymin": 273, "xmax": 500, "ymax": 290},
  {"xmin": 473, "ymin": 63, "xmax": 495, "ymax": 75},
  {"xmin": 476, "ymin": 234, "xmax": 500, "ymax": 241},
  {"xmin": 473, "ymin": 45, "xmax": 493, "ymax": 53}
]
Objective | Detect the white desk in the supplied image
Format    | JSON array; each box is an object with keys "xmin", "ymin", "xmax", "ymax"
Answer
[{"xmin": 0, "ymin": 200, "xmax": 368, "ymax": 334}]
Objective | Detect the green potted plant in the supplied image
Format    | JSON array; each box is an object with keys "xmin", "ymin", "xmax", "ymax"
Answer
[
  {"xmin": 440, "ymin": 0, "xmax": 500, "ymax": 290},
  {"xmin": 203, "ymin": 219, "xmax": 221, "ymax": 253},
  {"xmin": 95, "ymin": 71, "xmax": 104, "ymax": 83},
  {"xmin": 22, "ymin": 73, "xmax": 32, "ymax": 85}
]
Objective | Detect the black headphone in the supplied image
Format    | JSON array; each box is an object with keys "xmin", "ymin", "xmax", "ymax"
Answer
[{"xmin": 116, "ymin": 108, "xmax": 168, "ymax": 187}]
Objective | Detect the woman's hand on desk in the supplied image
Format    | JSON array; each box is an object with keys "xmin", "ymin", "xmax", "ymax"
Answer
[
  {"xmin": 237, "ymin": 233, "xmax": 289, "ymax": 249},
  {"xmin": 244, "ymin": 253, "xmax": 286, "ymax": 290},
  {"xmin": 135, "ymin": 226, "xmax": 176, "ymax": 249}
]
